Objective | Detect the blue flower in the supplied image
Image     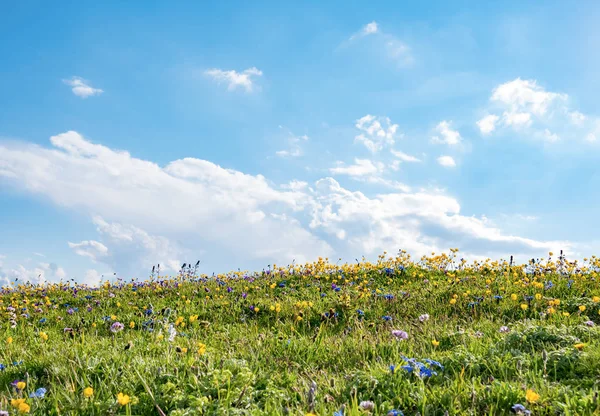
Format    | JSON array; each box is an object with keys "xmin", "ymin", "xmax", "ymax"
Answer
[
  {"xmin": 39, "ymin": 318, "xmax": 47, "ymax": 324},
  {"xmin": 389, "ymin": 365, "xmax": 396, "ymax": 374},
  {"xmin": 333, "ymin": 410, "xmax": 344, "ymax": 416},
  {"xmin": 357, "ymin": 309, "xmax": 364, "ymax": 316},
  {"xmin": 0, "ymin": 363, "xmax": 5, "ymax": 371},
  {"xmin": 423, "ymin": 359, "xmax": 444, "ymax": 370},
  {"xmin": 30, "ymin": 387, "xmax": 47, "ymax": 399},
  {"xmin": 544, "ymin": 281, "xmax": 554, "ymax": 290},
  {"xmin": 511, "ymin": 404, "xmax": 531, "ymax": 415},
  {"xmin": 401, "ymin": 365, "xmax": 413, "ymax": 373},
  {"xmin": 387, "ymin": 410, "xmax": 404, "ymax": 416},
  {"xmin": 382, "ymin": 315, "xmax": 392, "ymax": 322}
]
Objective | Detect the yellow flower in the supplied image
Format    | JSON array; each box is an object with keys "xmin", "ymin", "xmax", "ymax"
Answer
[
  {"xmin": 110, "ymin": 315, "xmax": 117, "ymax": 321},
  {"xmin": 511, "ymin": 294, "xmax": 518, "ymax": 301},
  {"xmin": 520, "ymin": 304, "xmax": 528, "ymax": 311},
  {"xmin": 449, "ymin": 299, "xmax": 457, "ymax": 305},
  {"xmin": 562, "ymin": 312, "xmax": 570, "ymax": 317},
  {"xmin": 83, "ymin": 387, "xmax": 94, "ymax": 398},
  {"xmin": 525, "ymin": 389, "xmax": 540, "ymax": 403},
  {"xmin": 40, "ymin": 332, "xmax": 48, "ymax": 341},
  {"xmin": 547, "ymin": 307, "xmax": 556, "ymax": 314},
  {"xmin": 7, "ymin": 336, "xmax": 13, "ymax": 344},
  {"xmin": 579, "ymin": 305, "xmax": 586, "ymax": 312},
  {"xmin": 254, "ymin": 307, "xmax": 260, "ymax": 313},
  {"xmin": 535, "ymin": 293, "xmax": 542, "ymax": 300},
  {"xmin": 17, "ymin": 381, "xmax": 26, "ymax": 390},
  {"xmin": 189, "ymin": 315, "xmax": 198, "ymax": 323},
  {"xmin": 17, "ymin": 402, "xmax": 30, "ymax": 414},
  {"xmin": 593, "ymin": 296, "xmax": 600, "ymax": 303},
  {"xmin": 270, "ymin": 305, "xmax": 275, "ymax": 311},
  {"xmin": 92, "ymin": 323, "xmax": 97, "ymax": 328},
  {"xmin": 117, "ymin": 392, "xmax": 131, "ymax": 406},
  {"xmin": 197, "ymin": 342, "xmax": 207, "ymax": 355},
  {"xmin": 157, "ymin": 334, "xmax": 164, "ymax": 341},
  {"xmin": 11, "ymin": 398, "xmax": 25, "ymax": 407},
  {"xmin": 432, "ymin": 339, "xmax": 440, "ymax": 347},
  {"xmin": 296, "ymin": 316, "xmax": 303, "ymax": 321},
  {"xmin": 129, "ymin": 321, "xmax": 135, "ymax": 329},
  {"xmin": 574, "ymin": 343, "xmax": 585, "ymax": 350}
]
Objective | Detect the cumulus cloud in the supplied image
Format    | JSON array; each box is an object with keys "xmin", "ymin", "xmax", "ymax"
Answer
[
  {"xmin": 0, "ymin": 131, "xmax": 570, "ymax": 275},
  {"xmin": 62, "ymin": 77, "xmax": 103, "ymax": 98},
  {"xmin": 476, "ymin": 115, "xmax": 500, "ymax": 135},
  {"xmin": 68, "ymin": 240, "xmax": 108, "ymax": 261},
  {"xmin": 354, "ymin": 115, "xmax": 399, "ymax": 152},
  {"xmin": 432, "ymin": 121, "xmax": 461, "ymax": 145},
  {"xmin": 204, "ymin": 67, "xmax": 263, "ymax": 92},
  {"xmin": 480, "ymin": 77, "xmax": 600, "ymax": 143},
  {"xmin": 437, "ymin": 155, "xmax": 456, "ymax": 168},
  {"xmin": 330, "ymin": 158, "xmax": 383, "ymax": 177},
  {"xmin": 1, "ymin": 262, "xmax": 66, "ymax": 286}
]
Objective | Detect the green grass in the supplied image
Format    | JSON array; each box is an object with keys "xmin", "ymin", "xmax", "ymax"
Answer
[{"xmin": 1, "ymin": 254, "xmax": 600, "ymax": 415}]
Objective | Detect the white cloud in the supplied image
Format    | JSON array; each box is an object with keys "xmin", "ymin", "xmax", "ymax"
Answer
[
  {"xmin": 62, "ymin": 77, "xmax": 103, "ymax": 98},
  {"xmin": 2, "ymin": 262, "xmax": 66, "ymax": 285},
  {"xmin": 330, "ymin": 158, "xmax": 382, "ymax": 177},
  {"xmin": 348, "ymin": 22, "xmax": 413, "ymax": 66},
  {"xmin": 276, "ymin": 128, "xmax": 309, "ymax": 158},
  {"xmin": 0, "ymin": 131, "xmax": 571, "ymax": 275},
  {"xmin": 482, "ymin": 78, "xmax": 600, "ymax": 143},
  {"xmin": 349, "ymin": 21, "xmax": 379, "ymax": 40},
  {"xmin": 68, "ymin": 240, "xmax": 108, "ymax": 261},
  {"xmin": 354, "ymin": 115, "xmax": 399, "ymax": 152},
  {"xmin": 204, "ymin": 67, "xmax": 263, "ymax": 92},
  {"xmin": 432, "ymin": 121, "xmax": 461, "ymax": 145},
  {"xmin": 390, "ymin": 149, "xmax": 421, "ymax": 162},
  {"xmin": 437, "ymin": 155, "xmax": 456, "ymax": 168},
  {"xmin": 476, "ymin": 114, "xmax": 500, "ymax": 135}
]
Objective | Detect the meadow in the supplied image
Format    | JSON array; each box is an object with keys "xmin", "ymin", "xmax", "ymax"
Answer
[{"xmin": 2, "ymin": 250, "xmax": 600, "ymax": 415}]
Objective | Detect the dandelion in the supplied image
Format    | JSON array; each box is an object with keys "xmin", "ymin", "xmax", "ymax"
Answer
[
  {"xmin": 449, "ymin": 298, "xmax": 456, "ymax": 305},
  {"xmin": 520, "ymin": 304, "xmax": 528, "ymax": 311},
  {"xmin": 511, "ymin": 294, "xmax": 518, "ymax": 301},
  {"xmin": 525, "ymin": 389, "xmax": 540, "ymax": 403},
  {"xmin": 116, "ymin": 392, "xmax": 131, "ymax": 406},
  {"xmin": 579, "ymin": 305, "xmax": 586, "ymax": 312},
  {"xmin": 197, "ymin": 342, "xmax": 207, "ymax": 355},
  {"xmin": 593, "ymin": 296, "xmax": 600, "ymax": 303},
  {"xmin": 431, "ymin": 339, "xmax": 440, "ymax": 347},
  {"xmin": 129, "ymin": 321, "xmax": 135, "ymax": 329},
  {"xmin": 40, "ymin": 332, "xmax": 48, "ymax": 341},
  {"xmin": 83, "ymin": 387, "xmax": 94, "ymax": 398},
  {"xmin": 6, "ymin": 337, "xmax": 13, "ymax": 344}
]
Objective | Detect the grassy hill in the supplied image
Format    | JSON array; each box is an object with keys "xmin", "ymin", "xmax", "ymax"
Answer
[{"xmin": 1, "ymin": 251, "xmax": 600, "ymax": 415}]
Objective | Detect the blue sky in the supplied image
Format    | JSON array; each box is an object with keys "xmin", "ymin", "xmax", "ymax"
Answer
[{"xmin": 1, "ymin": 1, "xmax": 600, "ymax": 284}]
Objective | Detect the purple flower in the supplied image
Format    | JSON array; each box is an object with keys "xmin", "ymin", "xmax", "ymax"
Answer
[
  {"xmin": 419, "ymin": 314, "xmax": 430, "ymax": 322},
  {"xmin": 584, "ymin": 320, "xmax": 595, "ymax": 327},
  {"xmin": 499, "ymin": 326, "xmax": 510, "ymax": 333},
  {"xmin": 359, "ymin": 401, "xmax": 375, "ymax": 411},
  {"xmin": 67, "ymin": 308, "xmax": 75, "ymax": 315},
  {"xmin": 391, "ymin": 329, "xmax": 409, "ymax": 340},
  {"xmin": 110, "ymin": 322, "xmax": 124, "ymax": 333}
]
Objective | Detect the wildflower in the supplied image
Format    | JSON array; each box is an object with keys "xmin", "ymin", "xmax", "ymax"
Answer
[
  {"xmin": 110, "ymin": 322, "xmax": 124, "ymax": 333},
  {"xmin": 17, "ymin": 402, "xmax": 30, "ymax": 414},
  {"xmin": 10, "ymin": 399, "xmax": 25, "ymax": 408},
  {"xmin": 197, "ymin": 342, "xmax": 207, "ymax": 355},
  {"xmin": 387, "ymin": 410, "xmax": 403, "ymax": 416},
  {"xmin": 40, "ymin": 332, "xmax": 48, "ymax": 341},
  {"xmin": 0, "ymin": 410, "xmax": 8, "ymax": 416},
  {"xmin": 129, "ymin": 321, "xmax": 135, "ymax": 329},
  {"xmin": 449, "ymin": 298, "xmax": 456, "ymax": 305},
  {"xmin": 431, "ymin": 339, "xmax": 440, "ymax": 347},
  {"xmin": 29, "ymin": 388, "xmax": 47, "ymax": 399},
  {"xmin": 520, "ymin": 304, "xmax": 528, "ymax": 311},
  {"xmin": 584, "ymin": 320, "xmax": 595, "ymax": 327},
  {"xmin": 525, "ymin": 389, "xmax": 540, "ymax": 403},
  {"xmin": 117, "ymin": 392, "xmax": 131, "ymax": 406},
  {"xmin": 6, "ymin": 337, "xmax": 13, "ymax": 344},
  {"xmin": 562, "ymin": 312, "xmax": 570, "ymax": 317},
  {"xmin": 511, "ymin": 404, "xmax": 531, "ymax": 415},
  {"xmin": 419, "ymin": 314, "xmax": 430, "ymax": 322},
  {"xmin": 83, "ymin": 387, "xmax": 94, "ymax": 398},
  {"xmin": 391, "ymin": 330, "xmax": 408, "ymax": 340},
  {"xmin": 574, "ymin": 343, "xmax": 585, "ymax": 350},
  {"xmin": 14, "ymin": 381, "xmax": 26, "ymax": 391},
  {"xmin": 579, "ymin": 305, "xmax": 586, "ymax": 312},
  {"xmin": 382, "ymin": 315, "xmax": 392, "ymax": 322},
  {"xmin": 511, "ymin": 294, "xmax": 518, "ymax": 301},
  {"xmin": 593, "ymin": 296, "xmax": 600, "ymax": 303},
  {"xmin": 359, "ymin": 401, "xmax": 375, "ymax": 411},
  {"xmin": 389, "ymin": 365, "xmax": 395, "ymax": 374}
]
